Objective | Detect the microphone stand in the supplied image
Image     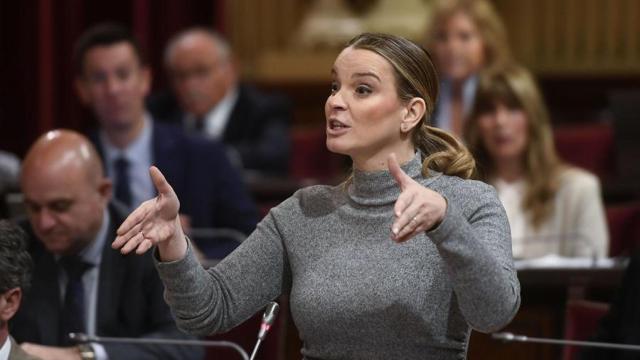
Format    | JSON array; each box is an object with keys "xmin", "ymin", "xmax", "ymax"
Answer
[
  {"xmin": 492, "ymin": 332, "xmax": 640, "ymax": 352},
  {"xmin": 71, "ymin": 301, "xmax": 280, "ymax": 360},
  {"xmin": 249, "ymin": 302, "xmax": 280, "ymax": 360},
  {"xmin": 69, "ymin": 333, "xmax": 249, "ymax": 360}
]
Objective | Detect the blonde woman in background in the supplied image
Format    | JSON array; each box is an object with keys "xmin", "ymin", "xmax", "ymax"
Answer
[
  {"xmin": 465, "ymin": 65, "xmax": 609, "ymax": 259},
  {"xmin": 424, "ymin": 0, "xmax": 512, "ymax": 137}
]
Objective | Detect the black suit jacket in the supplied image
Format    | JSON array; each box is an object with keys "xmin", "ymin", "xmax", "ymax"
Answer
[
  {"xmin": 10, "ymin": 204, "xmax": 204, "ymax": 360},
  {"xmin": 580, "ymin": 250, "xmax": 640, "ymax": 360},
  {"xmin": 148, "ymin": 84, "xmax": 292, "ymax": 175},
  {"xmin": 90, "ymin": 121, "xmax": 258, "ymax": 259}
]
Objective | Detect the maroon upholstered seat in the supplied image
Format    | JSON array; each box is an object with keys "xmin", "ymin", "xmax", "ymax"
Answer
[
  {"xmin": 553, "ymin": 123, "xmax": 615, "ymax": 180},
  {"xmin": 289, "ymin": 127, "xmax": 345, "ymax": 182},
  {"xmin": 562, "ymin": 300, "xmax": 610, "ymax": 360},
  {"xmin": 606, "ymin": 202, "xmax": 640, "ymax": 257}
]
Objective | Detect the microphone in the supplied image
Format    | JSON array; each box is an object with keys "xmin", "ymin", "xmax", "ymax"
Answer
[
  {"xmin": 492, "ymin": 332, "xmax": 640, "ymax": 352},
  {"xmin": 249, "ymin": 302, "xmax": 280, "ymax": 360},
  {"xmin": 69, "ymin": 302, "xmax": 280, "ymax": 360},
  {"xmin": 68, "ymin": 333, "xmax": 249, "ymax": 360}
]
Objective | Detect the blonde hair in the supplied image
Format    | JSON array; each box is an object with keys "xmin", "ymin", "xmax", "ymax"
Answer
[
  {"xmin": 347, "ymin": 33, "xmax": 475, "ymax": 179},
  {"xmin": 424, "ymin": 0, "xmax": 512, "ymax": 73},
  {"xmin": 465, "ymin": 65, "xmax": 565, "ymax": 228}
]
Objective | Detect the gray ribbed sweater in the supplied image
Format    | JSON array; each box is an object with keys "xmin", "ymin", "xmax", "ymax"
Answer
[{"xmin": 156, "ymin": 153, "xmax": 521, "ymax": 359}]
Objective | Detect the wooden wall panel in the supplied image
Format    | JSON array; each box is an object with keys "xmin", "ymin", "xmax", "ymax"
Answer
[
  {"xmin": 225, "ymin": 0, "xmax": 640, "ymax": 80},
  {"xmin": 494, "ymin": 0, "xmax": 640, "ymax": 74}
]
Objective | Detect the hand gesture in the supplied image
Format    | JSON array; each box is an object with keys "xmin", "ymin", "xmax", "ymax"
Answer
[
  {"xmin": 388, "ymin": 153, "xmax": 447, "ymax": 242},
  {"xmin": 112, "ymin": 166, "xmax": 186, "ymax": 260}
]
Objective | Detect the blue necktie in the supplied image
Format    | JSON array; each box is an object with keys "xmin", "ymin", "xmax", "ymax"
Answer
[
  {"xmin": 59, "ymin": 256, "xmax": 92, "ymax": 345},
  {"xmin": 114, "ymin": 156, "xmax": 132, "ymax": 207}
]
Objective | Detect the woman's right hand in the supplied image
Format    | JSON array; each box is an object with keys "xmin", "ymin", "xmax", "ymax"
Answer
[{"xmin": 112, "ymin": 166, "xmax": 187, "ymax": 261}]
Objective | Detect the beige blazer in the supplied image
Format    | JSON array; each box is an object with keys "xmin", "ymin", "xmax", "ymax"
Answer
[{"xmin": 496, "ymin": 167, "xmax": 609, "ymax": 259}]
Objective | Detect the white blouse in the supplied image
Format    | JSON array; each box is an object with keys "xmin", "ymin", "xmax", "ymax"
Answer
[{"xmin": 493, "ymin": 168, "xmax": 609, "ymax": 259}]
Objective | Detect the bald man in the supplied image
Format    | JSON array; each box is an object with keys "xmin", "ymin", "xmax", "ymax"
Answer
[
  {"xmin": 10, "ymin": 130, "xmax": 203, "ymax": 360},
  {"xmin": 149, "ymin": 27, "xmax": 292, "ymax": 175}
]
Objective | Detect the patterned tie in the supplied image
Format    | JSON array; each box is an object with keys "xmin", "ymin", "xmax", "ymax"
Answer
[
  {"xmin": 58, "ymin": 255, "xmax": 93, "ymax": 345},
  {"xmin": 114, "ymin": 156, "xmax": 132, "ymax": 207}
]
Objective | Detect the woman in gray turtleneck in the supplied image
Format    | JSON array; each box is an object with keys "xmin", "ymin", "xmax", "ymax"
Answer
[{"xmin": 113, "ymin": 33, "xmax": 520, "ymax": 359}]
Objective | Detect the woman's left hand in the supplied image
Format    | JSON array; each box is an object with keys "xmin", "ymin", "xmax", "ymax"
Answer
[{"xmin": 388, "ymin": 153, "xmax": 447, "ymax": 242}]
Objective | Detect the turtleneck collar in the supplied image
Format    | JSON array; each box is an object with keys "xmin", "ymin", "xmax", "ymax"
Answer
[{"xmin": 347, "ymin": 152, "xmax": 438, "ymax": 206}]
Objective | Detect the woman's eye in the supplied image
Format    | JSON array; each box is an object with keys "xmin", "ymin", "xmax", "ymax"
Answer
[
  {"xmin": 355, "ymin": 85, "xmax": 372, "ymax": 95},
  {"xmin": 458, "ymin": 31, "xmax": 475, "ymax": 43},
  {"xmin": 330, "ymin": 82, "xmax": 339, "ymax": 94}
]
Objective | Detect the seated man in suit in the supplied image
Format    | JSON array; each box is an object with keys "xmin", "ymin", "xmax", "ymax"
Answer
[
  {"xmin": 150, "ymin": 27, "xmax": 292, "ymax": 175},
  {"xmin": 74, "ymin": 23, "xmax": 258, "ymax": 258},
  {"xmin": 11, "ymin": 130, "xmax": 203, "ymax": 360},
  {"xmin": 0, "ymin": 220, "xmax": 39, "ymax": 360}
]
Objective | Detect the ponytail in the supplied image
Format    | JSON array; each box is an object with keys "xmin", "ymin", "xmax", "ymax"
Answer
[{"xmin": 413, "ymin": 124, "xmax": 476, "ymax": 179}]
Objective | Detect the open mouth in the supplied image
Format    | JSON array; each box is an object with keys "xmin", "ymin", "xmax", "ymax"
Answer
[{"xmin": 328, "ymin": 120, "xmax": 350, "ymax": 130}]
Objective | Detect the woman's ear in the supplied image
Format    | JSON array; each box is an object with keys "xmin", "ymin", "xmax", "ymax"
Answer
[{"xmin": 401, "ymin": 97, "xmax": 426, "ymax": 133}]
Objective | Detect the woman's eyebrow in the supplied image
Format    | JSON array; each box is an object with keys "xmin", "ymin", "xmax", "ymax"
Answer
[{"xmin": 352, "ymin": 72, "xmax": 381, "ymax": 82}]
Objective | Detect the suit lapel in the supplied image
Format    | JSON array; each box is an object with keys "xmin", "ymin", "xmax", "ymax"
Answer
[
  {"xmin": 96, "ymin": 206, "xmax": 126, "ymax": 335},
  {"xmin": 222, "ymin": 85, "xmax": 246, "ymax": 142},
  {"xmin": 151, "ymin": 122, "xmax": 188, "ymax": 204},
  {"xmin": 32, "ymin": 252, "xmax": 62, "ymax": 345},
  {"xmin": 87, "ymin": 129, "xmax": 108, "ymax": 174},
  {"xmin": 152, "ymin": 122, "xmax": 181, "ymax": 181}
]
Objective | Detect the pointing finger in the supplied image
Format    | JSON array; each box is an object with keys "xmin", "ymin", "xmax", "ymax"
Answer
[
  {"xmin": 387, "ymin": 153, "xmax": 412, "ymax": 190},
  {"xmin": 150, "ymin": 166, "xmax": 175, "ymax": 197}
]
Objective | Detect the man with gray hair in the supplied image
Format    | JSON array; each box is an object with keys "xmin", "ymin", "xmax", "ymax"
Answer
[
  {"xmin": 150, "ymin": 27, "xmax": 292, "ymax": 175},
  {"xmin": 0, "ymin": 220, "xmax": 39, "ymax": 360}
]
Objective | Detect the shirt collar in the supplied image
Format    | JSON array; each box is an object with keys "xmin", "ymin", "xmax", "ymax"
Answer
[
  {"xmin": 100, "ymin": 114, "xmax": 153, "ymax": 166},
  {"xmin": 78, "ymin": 209, "xmax": 110, "ymax": 266},
  {"xmin": 54, "ymin": 209, "xmax": 110, "ymax": 267},
  {"xmin": 348, "ymin": 151, "xmax": 439, "ymax": 206},
  {"xmin": 185, "ymin": 86, "xmax": 239, "ymax": 134}
]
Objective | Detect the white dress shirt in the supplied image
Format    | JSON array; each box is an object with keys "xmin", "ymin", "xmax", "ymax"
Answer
[
  {"xmin": 433, "ymin": 76, "xmax": 478, "ymax": 134},
  {"xmin": 100, "ymin": 115, "xmax": 155, "ymax": 209},
  {"xmin": 185, "ymin": 87, "xmax": 239, "ymax": 139},
  {"xmin": 57, "ymin": 210, "xmax": 110, "ymax": 359}
]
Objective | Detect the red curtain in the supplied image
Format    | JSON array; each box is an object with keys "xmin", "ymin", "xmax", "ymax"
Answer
[{"xmin": 0, "ymin": 0, "xmax": 222, "ymax": 157}]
